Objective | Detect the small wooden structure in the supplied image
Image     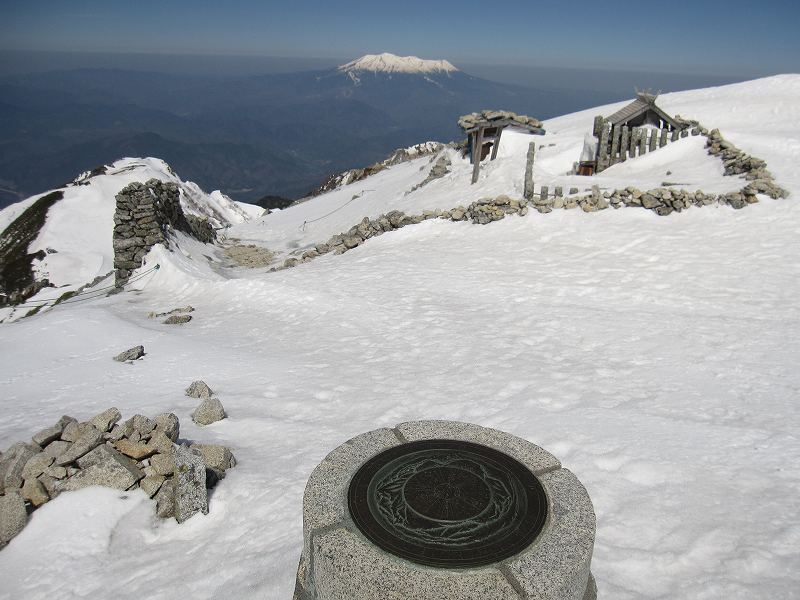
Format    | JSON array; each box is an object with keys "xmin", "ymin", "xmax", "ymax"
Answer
[
  {"xmin": 458, "ymin": 111, "xmax": 545, "ymax": 184},
  {"xmin": 584, "ymin": 92, "xmax": 685, "ymax": 174}
]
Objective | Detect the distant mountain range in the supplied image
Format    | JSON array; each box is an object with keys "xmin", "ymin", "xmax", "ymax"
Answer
[{"xmin": 0, "ymin": 53, "xmax": 616, "ymax": 208}]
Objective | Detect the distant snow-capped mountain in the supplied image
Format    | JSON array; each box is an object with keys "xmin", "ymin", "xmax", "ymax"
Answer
[{"xmin": 338, "ymin": 53, "xmax": 459, "ymax": 74}]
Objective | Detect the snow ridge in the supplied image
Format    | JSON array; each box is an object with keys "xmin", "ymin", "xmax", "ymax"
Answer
[{"xmin": 338, "ymin": 53, "xmax": 459, "ymax": 74}]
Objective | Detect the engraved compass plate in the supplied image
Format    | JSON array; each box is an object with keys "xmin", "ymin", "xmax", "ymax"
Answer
[{"xmin": 347, "ymin": 439, "xmax": 548, "ymax": 568}]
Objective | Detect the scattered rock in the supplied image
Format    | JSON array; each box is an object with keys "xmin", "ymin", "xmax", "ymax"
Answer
[
  {"xmin": 21, "ymin": 453, "xmax": 54, "ymax": 480},
  {"xmin": 185, "ymin": 380, "xmax": 214, "ymax": 399},
  {"xmin": 42, "ymin": 440, "xmax": 71, "ymax": 458},
  {"xmin": 148, "ymin": 306, "xmax": 194, "ymax": 319},
  {"xmin": 113, "ymin": 345, "xmax": 145, "ymax": 362},
  {"xmin": 153, "ymin": 413, "xmax": 180, "ymax": 442},
  {"xmin": 150, "ymin": 452, "xmax": 175, "ymax": 477},
  {"xmin": 173, "ymin": 445, "xmax": 208, "ymax": 523},
  {"xmin": 163, "ymin": 315, "xmax": 192, "ymax": 325},
  {"xmin": 191, "ymin": 444, "xmax": 236, "ymax": 480},
  {"xmin": 191, "ymin": 398, "xmax": 227, "ymax": 426},
  {"xmin": 140, "ymin": 475, "xmax": 165, "ymax": 498}
]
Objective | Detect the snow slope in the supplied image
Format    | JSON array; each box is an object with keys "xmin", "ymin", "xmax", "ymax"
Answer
[{"xmin": 0, "ymin": 75, "xmax": 799, "ymax": 599}]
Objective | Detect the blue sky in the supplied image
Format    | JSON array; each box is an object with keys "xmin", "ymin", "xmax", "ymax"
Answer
[{"xmin": 1, "ymin": 0, "xmax": 798, "ymax": 75}]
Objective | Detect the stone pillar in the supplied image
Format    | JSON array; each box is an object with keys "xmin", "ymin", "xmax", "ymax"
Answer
[
  {"xmin": 610, "ymin": 124, "xmax": 621, "ymax": 165},
  {"xmin": 659, "ymin": 128, "xmax": 669, "ymax": 148},
  {"xmin": 540, "ymin": 186, "xmax": 549, "ymax": 201},
  {"xmin": 649, "ymin": 128, "xmax": 658, "ymax": 152},
  {"xmin": 554, "ymin": 186, "xmax": 563, "ymax": 197},
  {"xmin": 680, "ymin": 129, "xmax": 689, "ymax": 138},
  {"xmin": 620, "ymin": 126, "xmax": 630, "ymax": 162},
  {"xmin": 639, "ymin": 128, "xmax": 648, "ymax": 155},
  {"xmin": 592, "ymin": 115, "xmax": 604, "ymax": 137},
  {"xmin": 596, "ymin": 120, "xmax": 610, "ymax": 172},
  {"xmin": 294, "ymin": 421, "xmax": 597, "ymax": 600},
  {"xmin": 523, "ymin": 142, "xmax": 536, "ymax": 200},
  {"xmin": 671, "ymin": 128, "xmax": 680, "ymax": 142}
]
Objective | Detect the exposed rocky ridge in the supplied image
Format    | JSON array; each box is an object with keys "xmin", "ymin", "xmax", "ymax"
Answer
[
  {"xmin": 0, "ymin": 408, "xmax": 236, "ymax": 549},
  {"xmin": 113, "ymin": 179, "xmax": 216, "ymax": 286},
  {"xmin": 309, "ymin": 142, "xmax": 445, "ymax": 197},
  {"xmin": 0, "ymin": 190, "xmax": 64, "ymax": 306}
]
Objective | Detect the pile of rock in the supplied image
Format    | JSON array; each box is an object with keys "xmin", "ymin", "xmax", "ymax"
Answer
[
  {"xmin": 458, "ymin": 110, "xmax": 542, "ymax": 131},
  {"xmin": 113, "ymin": 179, "xmax": 216, "ymax": 287},
  {"xmin": 705, "ymin": 129, "xmax": 787, "ymax": 197},
  {"xmin": 0, "ymin": 407, "xmax": 235, "ymax": 549},
  {"xmin": 406, "ymin": 154, "xmax": 451, "ymax": 195}
]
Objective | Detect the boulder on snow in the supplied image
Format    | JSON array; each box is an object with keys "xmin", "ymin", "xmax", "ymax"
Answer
[
  {"xmin": 185, "ymin": 380, "xmax": 214, "ymax": 399},
  {"xmin": 113, "ymin": 345, "xmax": 145, "ymax": 362},
  {"xmin": 172, "ymin": 444, "xmax": 208, "ymax": 523},
  {"xmin": 191, "ymin": 444, "xmax": 236, "ymax": 480},
  {"xmin": 0, "ymin": 492, "xmax": 27, "ymax": 548},
  {"xmin": 163, "ymin": 315, "xmax": 192, "ymax": 325},
  {"xmin": 154, "ymin": 413, "xmax": 180, "ymax": 442},
  {"xmin": 191, "ymin": 398, "xmax": 226, "ymax": 426}
]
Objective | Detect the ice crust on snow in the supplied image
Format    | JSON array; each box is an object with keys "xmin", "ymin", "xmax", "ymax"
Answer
[
  {"xmin": 0, "ymin": 75, "xmax": 800, "ymax": 599},
  {"xmin": 338, "ymin": 52, "xmax": 459, "ymax": 74}
]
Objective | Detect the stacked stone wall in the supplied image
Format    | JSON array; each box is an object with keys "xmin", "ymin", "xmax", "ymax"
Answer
[{"xmin": 113, "ymin": 179, "xmax": 215, "ymax": 286}]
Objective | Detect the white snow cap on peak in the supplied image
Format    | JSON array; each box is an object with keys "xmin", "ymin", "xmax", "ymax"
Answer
[{"xmin": 338, "ymin": 53, "xmax": 459, "ymax": 74}]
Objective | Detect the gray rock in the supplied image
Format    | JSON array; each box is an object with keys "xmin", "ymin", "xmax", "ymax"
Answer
[
  {"xmin": 113, "ymin": 439, "xmax": 156, "ymax": 460},
  {"xmin": 153, "ymin": 413, "xmax": 180, "ymax": 442},
  {"xmin": 173, "ymin": 445, "xmax": 208, "ymax": 523},
  {"xmin": 155, "ymin": 478, "xmax": 176, "ymax": 518},
  {"xmin": 60, "ymin": 421, "xmax": 94, "ymax": 442},
  {"xmin": 150, "ymin": 452, "xmax": 175, "ymax": 476},
  {"xmin": 185, "ymin": 380, "xmax": 214, "ymax": 399},
  {"xmin": 53, "ymin": 425, "xmax": 105, "ymax": 466},
  {"xmin": 43, "ymin": 465, "xmax": 67, "ymax": 479},
  {"xmin": 60, "ymin": 444, "xmax": 144, "ymax": 491},
  {"xmin": 21, "ymin": 453, "xmax": 55, "ymax": 480},
  {"xmin": 32, "ymin": 415, "xmax": 76, "ymax": 446},
  {"xmin": 191, "ymin": 398, "xmax": 226, "ymax": 426},
  {"xmin": 0, "ymin": 492, "xmax": 27, "ymax": 548},
  {"xmin": 1, "ymin": 443, "xmax": 41, "ymax": 492},
  {"xmin": 89, "ymin": 407, "xmax": 121, "ymax": 432},
  {"xmin": 190, "ymin": 444, "xmax": 236, "ymax": 474},
  {"xmin": 113, "ymin": 345, "xmax": 145, "ymax": 362},
  {"xmin": 163, "ymin": 315, "xmax": 192, "ymax": 325},
  {"xmin": 21, "ymin": 477, "xmax": 49, "ymax": 507},
  {"xmin": 131, "ymin": 414, "xmax": 156, "ymax": 437},
  {"xmin": 140, "ymin": 474, "xmax": 165, "ymax": 498},
  {"xmin": 42, "ymin": 440, "xmax": 71, "ymax": 458}
]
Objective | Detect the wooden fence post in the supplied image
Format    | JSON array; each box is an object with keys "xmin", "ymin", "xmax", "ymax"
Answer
[
  {"xmin": 659, "ymin": 128, "xmax": 668, "ymax": 148},
  {"xmin": 471, "ymin": 127, "xmax": 484, "ymax": 184}
]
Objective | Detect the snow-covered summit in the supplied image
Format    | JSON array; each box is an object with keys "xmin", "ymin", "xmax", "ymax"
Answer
[{"xmin": 338, "ymin": 53, "xmax": 459, "ymax": 74}]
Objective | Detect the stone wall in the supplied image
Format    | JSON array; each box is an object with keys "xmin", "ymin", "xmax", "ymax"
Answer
[
  {"xmin": 273, "ymin": 125, "xmax": 789, "ymax": 271},
  {"xmin": 113, "ymin": 179, "xmax": 215, "ymax": 286}
]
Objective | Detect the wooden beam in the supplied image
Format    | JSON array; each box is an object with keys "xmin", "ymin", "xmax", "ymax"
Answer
[
  {"xmin": 469, "ymin": 132, "xmax": 476, "ymax": 165},
  {"xmin": 471, "ymin": 127, "xmax": 484, "ymax": 184},
  {"xmin": 490, "ymin": 126, "xmax": 504, "ymax": 160}
]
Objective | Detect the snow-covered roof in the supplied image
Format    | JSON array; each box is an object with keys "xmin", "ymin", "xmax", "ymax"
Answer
[
  {"xmin": 605, "ymin": 93, "xmax": 680, "ymax": 129},
  {"xmin": 338, "ymin": 53, "xmax": 459, "ymax": 74}
]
